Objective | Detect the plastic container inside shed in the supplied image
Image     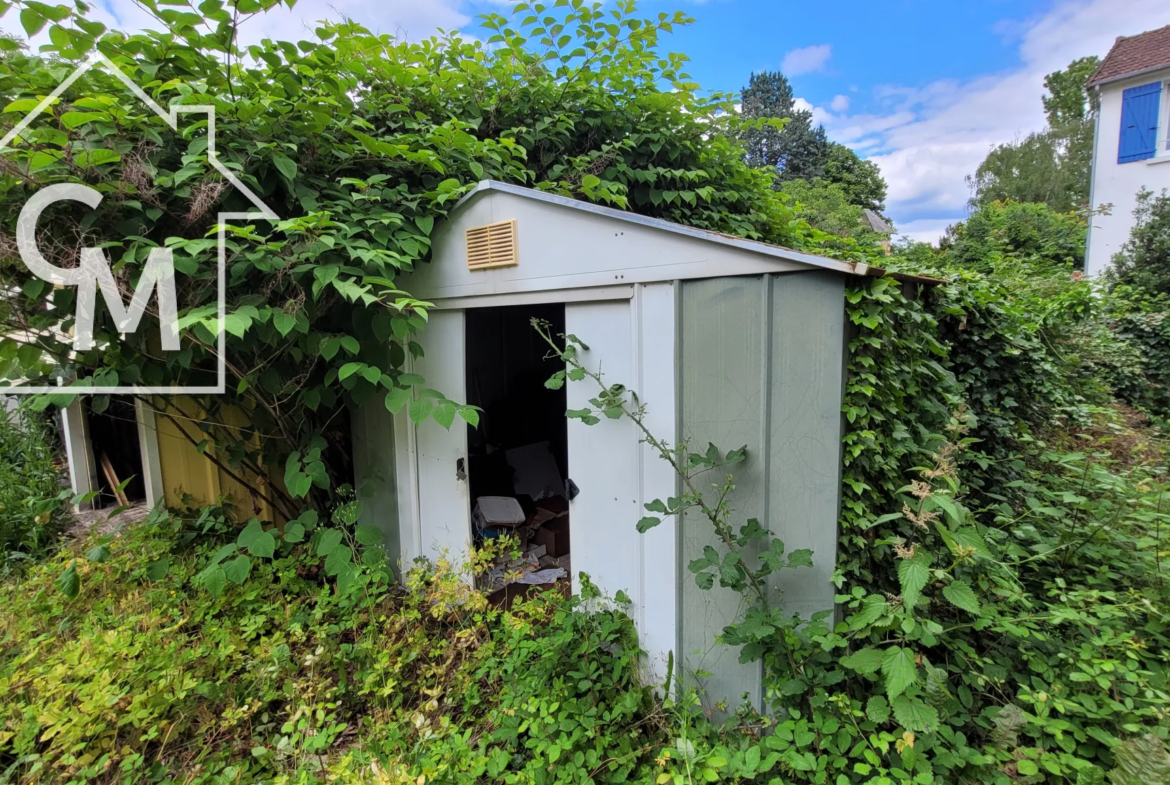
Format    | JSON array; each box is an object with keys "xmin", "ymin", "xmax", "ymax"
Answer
[{"xmin": 472, "ymin": 496, "xmax": 525, "ymax": 533}]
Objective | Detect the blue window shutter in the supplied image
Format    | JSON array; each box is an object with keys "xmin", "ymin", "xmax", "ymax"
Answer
[{"xmin": 1118, "ymin": 81, "xmax": 1162, "ymax": 163}]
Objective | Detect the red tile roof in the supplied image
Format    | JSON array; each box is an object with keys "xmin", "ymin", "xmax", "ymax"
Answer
[{"xmin": 1088, "ymin": 25, "xmax": 1170, "ymax": 87}]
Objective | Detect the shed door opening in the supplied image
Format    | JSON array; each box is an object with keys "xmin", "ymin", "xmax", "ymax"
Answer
[
  {"xmin": 85, "ymin": 396, "xmax": 146, "ymax": 508},
  {"xmin": 465, "ymin": 303, "xmax": 571, "ymax": 604}
]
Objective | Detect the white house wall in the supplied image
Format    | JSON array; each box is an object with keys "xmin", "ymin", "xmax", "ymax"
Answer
[{"xmin": 1088, "ymin": 68, "xmax": 1170, "ymax": 276}]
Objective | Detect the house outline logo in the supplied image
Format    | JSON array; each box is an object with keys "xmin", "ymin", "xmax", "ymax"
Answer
[{"xmin": 1, "ymin": 51, "xmax": 279, "ymax": 396}]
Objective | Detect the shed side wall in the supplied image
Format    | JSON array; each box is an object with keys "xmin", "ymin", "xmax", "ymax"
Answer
[{"xmin": 678, "ymin": 271, "xmax": 846, "ymax": 711}]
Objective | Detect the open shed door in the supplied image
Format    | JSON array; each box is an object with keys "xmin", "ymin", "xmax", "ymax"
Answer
[{"xmin": 402, "ymin": 310, "xmax": 472, "ymax": 566}]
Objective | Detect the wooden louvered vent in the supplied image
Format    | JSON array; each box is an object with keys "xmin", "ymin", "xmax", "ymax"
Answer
[{"xmin": 465, "ymin": 219, "xmax": 518, "ymax": 270}]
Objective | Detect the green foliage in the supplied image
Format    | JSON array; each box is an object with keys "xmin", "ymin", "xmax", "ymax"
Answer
[
  {"xmin": 823, "ymin": 142, "xmax": 888, "ymax": 212},
  {"xmin": 0, "ymin": 409, "xmax": 71, "ymax": 569},
  {"xmin": 1105, "ymin": 189, "xmax": 1170, "ymax": 295},
  {"xmin": 779, "ymin": 178, "xmax": 886, "ymax": 248},
  {"xmin": 940, "ymin": 199, "xmax": 1087, "ymax": 272},
  {"xmin": 1101, "ymin": 286, "xmax": 1170, "ymax": 412},
  {"xmin": 0, "ymin": 506, "xmax": 670, "ymax": 783},
  {"xmin": 1043, "ymin": 56, "xmax": 1101, "ymax": 128}
]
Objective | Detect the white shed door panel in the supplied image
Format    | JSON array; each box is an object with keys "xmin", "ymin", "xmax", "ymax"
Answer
[
  {"xmin": 565, "ymin": 301, "xmax": 640, "ymax": 606},
  {"xmin": 407, "ymin": 310, "xmax": 472, "ymax": 566}
]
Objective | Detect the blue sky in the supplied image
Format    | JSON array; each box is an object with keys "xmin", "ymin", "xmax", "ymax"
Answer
[{"xmin": 7, "ymin": 0, "xmax": 1170, "ymax": 242}]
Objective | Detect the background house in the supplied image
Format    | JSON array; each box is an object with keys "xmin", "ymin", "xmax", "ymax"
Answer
[{"xmin": 1086, "ymin": 25, "xmax": 1170, "ymax": 277}]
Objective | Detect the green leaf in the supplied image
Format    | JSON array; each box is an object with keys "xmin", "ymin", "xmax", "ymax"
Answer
[
  {"xmin": 55, "ymin": 563, "xmax": 79, "ymax": 598},
  {"xmin": 881, "ymin": 646, "xmax": 918, "ymax": 699},
  {"xmin": 4, "ymin": 97, "xmax": 42, "ymax": 113},
  {"xmin": 146, "ymin": 557, "xmax": 170, "ymax": 582},
  {"xmin": 237, "ymin": 518, "xmax": 265, "ymax": 550},
  {"xmin": 85, "ymin": 544, "xmax": 111, "ymax": 563},
  {"xmin": 897, "ymin": 551, "xmax": 930, "ymax": 609},
  {"xmin": 60, "ymin": 111, "xmax": 108, "ymax": 129},
  {"xmin": 841, "ymin": 647, "xmax": 883, "ymax": 675},
  {"xmin": 273, "ymin": 311, "xmax": 296, "ymax": 337},
  {"xmin": 272, "ymin": 152, "xmax": 297, "ymax": 182},
  {"xmin": 636, "ymin": 516, "xmax": 661, "ymax": 533},
  {"xmin": 316, "ymin": 529, "xmax": 344, "ymax": 557},
  {"xmin": 283, "ymin": 523, "xmax": 305, "ymax": 543},
  {"xmin": 354, "ymin": 524, "xmax": 383, "ymax": 546},
  {"xmin": 20, "ymin": 8, "xmax": 46, "ymax": 36},
  {"xmin": 408, "ymin": 397, "xmax": 432, "ymax": 424},
  {"xmin": 866, "ymin": 695, "xmax": 890, "ymax": 723},
  {"xmin": 248, "ymin": 531, "xmax": 276, "ymax": 559},
  {"xmin": 787, "ymin": 549, "xmax": 813, "ymax": 569},
  {"xmin": 324, "ymin": 544, "xmax": 353, "ymax": 576},
  {"xmin": 198, "ymin": 565, "xmax": 226, "ymax": 597},
  {"xmin": 433, "ymin": 402, "xmax": 457, "ymax": 429},
  {"xmin": 849, "ymin": 595, "xmax": 889, "ymax": 629},
  {"xmin": 385, "ymin": 387, "xmax": 411, "ymax": 414},
  {"xmin": 942, "ymin": 579, "xmax": 981, "ymax": 615},
  {"xmin": 73, "ymin": 149, "xmax": 120, "ymax": 168},
  {"xmin": 223, "ymin": 555, "xmax": 252, "ymax": 584},
  {"xmin": 891, "ymin": 695, "xmax": 939, "ymax": 732},
  {"xmin": 458, "ymin": 406, "xmax": 480, "ymax": 427}
]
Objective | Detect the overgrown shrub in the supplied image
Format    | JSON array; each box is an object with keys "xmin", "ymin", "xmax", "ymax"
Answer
[
  {"xmin": 0, "ymin": 409, "xmax": 69, "ymax": 570},
  {"xmin": 939, "ymin": 200, "xmax": 1087, "ymax": 273},
  {"xmin": 1105, "ymin": 189, "xmax": 1170, "ymax": 294},
  {"xmin": 0, "ymin": 508, "xmax": 667, "ymax": 784}
]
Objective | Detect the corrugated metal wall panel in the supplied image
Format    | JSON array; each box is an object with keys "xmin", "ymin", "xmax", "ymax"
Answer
[
  {"xmin": 679, "ymin": 275, "xmax": 771, "ymax": 709},
  {"xmin": 678, "ymin": 271, "xmax": 846, "ymax": 711}
]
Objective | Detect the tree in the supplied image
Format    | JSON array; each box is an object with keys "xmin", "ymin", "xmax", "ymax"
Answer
[
  {"xmin": 968, "ymin": 56, "xmax": 1099, "ymax": 212},
  {"xmin": 740, "ymin": 70, "xmax": 830, "ymax": 184},
  {"xmin": 822, "ymin": 142, "xmax": 887, "ymax": 211},
  {"xmin": 1043, "ymin": 55, "xmax": 1100, "ymax": 127},
  {"xmin": 967, "ymin": 131, "xmax": 1083, "ymax": 211},
  {"xmin": 779, "ymin": 178, "xmax": 884, "ymax": 246}
]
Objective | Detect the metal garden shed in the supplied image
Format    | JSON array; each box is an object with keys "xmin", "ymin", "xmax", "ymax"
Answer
[{"xmin": 351, "ymin": 180, "xmax": 897, "ymax": 708}]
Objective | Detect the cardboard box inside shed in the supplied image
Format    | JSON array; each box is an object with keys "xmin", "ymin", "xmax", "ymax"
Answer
[{"xmin": 533, "ymin": 518, "xmax": 569, "ymax": 558}]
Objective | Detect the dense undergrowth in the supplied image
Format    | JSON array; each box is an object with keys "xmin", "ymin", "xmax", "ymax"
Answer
[
  {"xmin": 0, "ymin": 412, "xmax": 71, "ymax": 573},
  {"xmin": 0, "ymin": 0, "xmax": 1167, "ymax": 782},
  {"xmin": 0, "ymin": 506, "xmax": 667, "ymax": 784}
]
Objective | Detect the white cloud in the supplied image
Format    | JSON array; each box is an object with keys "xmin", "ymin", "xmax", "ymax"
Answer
[
  {"xmin": 829, "ymin": 94, "xmax": 849, "ymax": 112},
  {"xmin": 894, "ymin": 218, "xmax": 959, "ymax": 245},
  {"xmin": 781, "ymin": 43, "xmax": 831, "ymax": 76},
  {"xmin": 803, "ymin": 0, "xmax": 1170, "ymax": 244}
]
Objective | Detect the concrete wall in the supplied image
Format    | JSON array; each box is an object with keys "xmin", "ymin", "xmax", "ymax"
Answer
[
  {"xmin": 1088, "ymin": 70, "xmax": 1170, "ymax": 277},
  {"xmin": 677, "ymin": 271, "xmax": 846, "ymax": 711}
]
